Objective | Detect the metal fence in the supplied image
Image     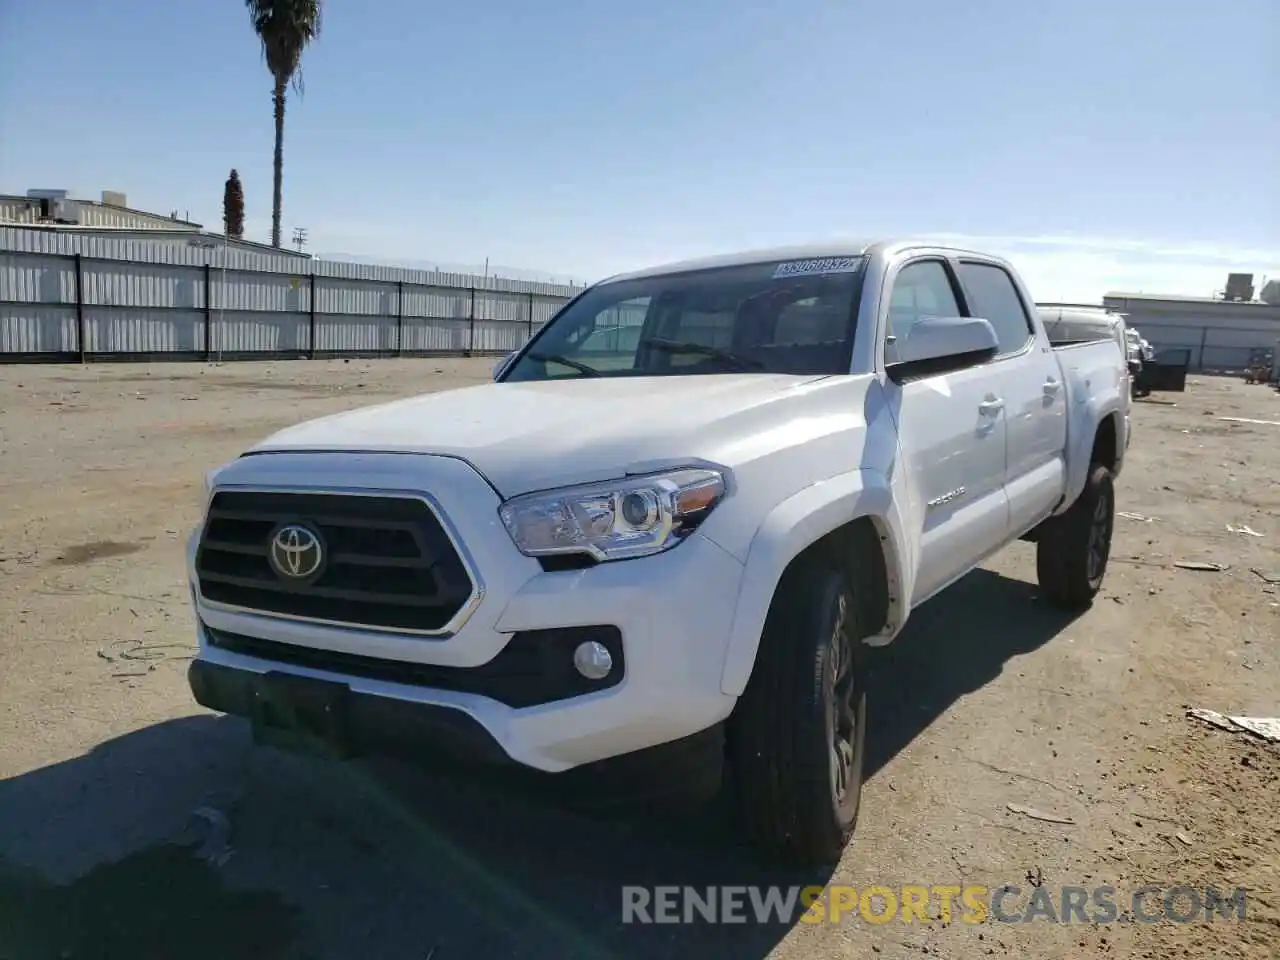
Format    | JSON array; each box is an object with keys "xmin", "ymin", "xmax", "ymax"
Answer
[{"xmin": 0, "ymin": 233, "xmax": 582, "ymax": 363}]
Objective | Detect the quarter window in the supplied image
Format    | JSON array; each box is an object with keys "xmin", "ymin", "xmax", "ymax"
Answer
[{"xmin": 956, "ymin": 262, "xmax": 1035, "ymax": 355}]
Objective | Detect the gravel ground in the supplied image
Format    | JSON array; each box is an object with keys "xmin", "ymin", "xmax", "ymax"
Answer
[{"xmin": 0, "ymin": 359, "xmax": 1277, "ymax": 960}]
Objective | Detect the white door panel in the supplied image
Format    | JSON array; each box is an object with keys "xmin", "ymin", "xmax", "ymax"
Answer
[
  {"xmin": 1004, "ymin": 347, "xmax": 1069, "ymax": 531},
  {"xmin": 1006, "ymin": 457, "xmax": 1066, "ymax": 533},
  {"xmin": 893, "ymin": 364, "xmax": 1011, "ymax": 605}
]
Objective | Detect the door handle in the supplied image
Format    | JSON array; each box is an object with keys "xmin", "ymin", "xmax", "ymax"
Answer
[
  {"xmin": 1043, "ymin": 378, "xmax": 1061, "ymax": 395},
  {"xmin": 978, "ymin": 397, "xmax": 1004, "ymax": 415}
]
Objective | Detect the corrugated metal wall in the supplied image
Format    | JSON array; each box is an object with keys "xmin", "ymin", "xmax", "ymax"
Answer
[
  {"xmin": 1135, "ymin": 323, "xmax": 1277, "ymax": 371},
  {"xmin": 73, "ymin": 205, "xmax": 197, "ymax": 230},
  {"xmin": 1, "ymin": 227, "xmax": 582, "ymax": 360},
  {"xmin": 7, "ymin": 227, "xmax": 312, "ymax": 262},
  {"xmin": 1103, "ymin": 295, "xmax": 1280, "ymax": 372}
]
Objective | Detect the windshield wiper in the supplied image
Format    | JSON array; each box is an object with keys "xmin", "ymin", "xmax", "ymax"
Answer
[
  {"xmin": 524, "ymin": 352, "xmax": 602, "ymax": 377},
  {"xmin": 637, "ymin": 337, "xmax": 763, "ymax": 372}
]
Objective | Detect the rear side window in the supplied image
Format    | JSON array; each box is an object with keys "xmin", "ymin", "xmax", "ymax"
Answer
[{"xmin": 956, "ymin": 262, "xmax": 1035, "ymax": 355}]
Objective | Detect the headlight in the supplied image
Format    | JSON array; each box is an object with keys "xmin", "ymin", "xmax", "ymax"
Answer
[{"xmin": 498, "ymin": 468, "xmax": 726, "ymax": 562}]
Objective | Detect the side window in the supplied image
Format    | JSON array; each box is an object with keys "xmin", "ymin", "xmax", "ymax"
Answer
[
  {"xmin": 956, "ymin": 262, "xmax": 1034, "ymax": 355},
  {"xmin": 884, "ymin": 260, "xmax": 961, "ymax": 363}
]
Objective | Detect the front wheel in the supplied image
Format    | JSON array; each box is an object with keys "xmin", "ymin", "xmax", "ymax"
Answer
[
  {"xmin": 729, "ymin": 560, "xmax": 868, "ymax": 866},
  {"xmin": 1036, "ymin": 464, "xmax": 1115, "ymax": 610}
]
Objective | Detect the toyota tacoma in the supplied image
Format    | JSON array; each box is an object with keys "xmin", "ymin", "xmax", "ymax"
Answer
[{"xmin": 187, "ymin": 240, "xmax": 1130, "ymax": 865}]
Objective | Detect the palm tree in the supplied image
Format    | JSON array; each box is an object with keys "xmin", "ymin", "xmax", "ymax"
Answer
[{"xmin": 245, "ymin": 0, "xmax": 322, "ymax": 248}]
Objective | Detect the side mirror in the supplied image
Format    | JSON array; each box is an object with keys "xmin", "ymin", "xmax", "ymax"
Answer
[
  {"xmin": 493, "ymin": 351, "xmax": 516, "ymax": 380},
  {"xmin": 888, "ymin": 317, "xmax": 998, "ymax": 381}
]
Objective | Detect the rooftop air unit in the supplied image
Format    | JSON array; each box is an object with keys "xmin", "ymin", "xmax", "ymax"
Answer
[{"xmin": 25, "ymin": 189, "xmax": 78, "ymax": 223}]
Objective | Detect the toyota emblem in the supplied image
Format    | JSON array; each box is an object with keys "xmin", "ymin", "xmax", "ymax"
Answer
[{"xmin": 268, "ymin": 523, "xmax": 325, "ymax": 580}]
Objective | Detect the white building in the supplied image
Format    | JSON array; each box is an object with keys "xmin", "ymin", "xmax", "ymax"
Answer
[
  {"xmin": 0, "ymin": 188, "xmax": 309, "ymax": 261},
  {"xmin": 1103, "ymin": 277, "xmax": 1280, "ymax": 372}
]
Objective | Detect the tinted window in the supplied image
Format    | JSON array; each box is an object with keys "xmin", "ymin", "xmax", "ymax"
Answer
[
  {"xmin": 956, "ymin": 262, "xmax": 1034, "ymax": 355},
  {"xmin": 502, "ymin": 257, "xmax": 866, "ymax": 380},
  {"xmin": 884, "ymin": 260, "xmax": 961, "ymax": 363}
]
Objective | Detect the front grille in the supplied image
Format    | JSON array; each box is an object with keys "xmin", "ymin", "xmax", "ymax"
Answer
[
  {"xmin": 196, "ymin": 491, "xmax": 474, "ymax": 632},
  {"xmin": 205, "ymin": 625, "xmax": 625, "ymax": 707}
]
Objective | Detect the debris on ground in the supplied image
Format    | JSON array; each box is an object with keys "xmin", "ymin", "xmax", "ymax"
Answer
[
  {"xmin": 1119, "ymin": 512, "xmax": 1158, "ymax": 522},
  {"xmin": 190, "ymin": 806, "xmax": 234, "ymax": 867},
  {"xmin": 1187, "ymin": 709, "xmax": 1280, "ymax": 743},
  {"xmin": 1217, "ymin": 416, "xmax": 1280, "ymax": 426},
  {"xmin": 1175, "ymin": 832, "xmax": 1194, "ymax": 846},
  {"xmin": 107, "ymin": 639, "xmax": 195, "ymax": 664},
  {"xmin": 1225, "ymin": 717, "xmax": 1280, "ymax": 743},
  {"xmin": 1226, "ymin": 524, "xmax": 1265, "ymax": 538},
  {"xmin": 1174, "ymin": 561, "xmax": 1228, "ymax": 572},
  {"xmin": 1006, "ymin": 803, "xmax": 1075, "ymax": 825},
  {"xmin": 1185, "ymin": 709, "xmax": 1237, "ymax": 732}
]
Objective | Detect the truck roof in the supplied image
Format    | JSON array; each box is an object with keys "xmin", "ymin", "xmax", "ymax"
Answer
[{"xmin": 601, "ymin": 239, "xmax": 1008, "ymax": 284}]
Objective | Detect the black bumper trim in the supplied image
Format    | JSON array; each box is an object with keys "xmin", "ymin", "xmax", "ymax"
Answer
[
  {"xmin": 189, "ymin": 658, "xmax": 513, "ymax": 765},
  {"xmin": 204, "ymin": 624, "xmax": 625, "ymax": 709},
  {"xmin": 188, "ymin": 659, "xmax": 725, "ymax": 797}
]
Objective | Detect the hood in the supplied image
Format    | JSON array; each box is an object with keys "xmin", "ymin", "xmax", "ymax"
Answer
[{"xmin": 250, "ymin": 373, "xmax": 869, "ymax": 496}]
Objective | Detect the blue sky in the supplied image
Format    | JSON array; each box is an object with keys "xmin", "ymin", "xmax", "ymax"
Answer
[{"xmin": 2, "ymin": 0, "xmax": 1277, "ymax": 298}]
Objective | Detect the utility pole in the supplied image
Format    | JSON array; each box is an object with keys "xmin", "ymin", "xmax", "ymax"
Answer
[
  {"xmin": 292, "ymin": 226, "xmax": 309, "ymax": 253},
  {"xmin": 189, "ymin": 236, "xmax": 227, "ymax": 363}
]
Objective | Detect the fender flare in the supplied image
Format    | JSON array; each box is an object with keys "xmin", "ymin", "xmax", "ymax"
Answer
[
  {"xmin": 718, "ymin": 468, "xmax": 911, "ymax": 697},
  {"xmin": 1057, "ymin": 403, "xmax": 1123, "ymax": 516}
]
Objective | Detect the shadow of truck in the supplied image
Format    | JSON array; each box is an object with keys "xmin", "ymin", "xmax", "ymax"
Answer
[{"xmin": 0, "ymin": 566, "xmax": 1079, "ymax": 960}]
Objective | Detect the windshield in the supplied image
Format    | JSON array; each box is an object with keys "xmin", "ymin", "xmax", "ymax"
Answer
[{"xmin": 501, "ymin": 256, "xmax": 866, "ymax": 381}]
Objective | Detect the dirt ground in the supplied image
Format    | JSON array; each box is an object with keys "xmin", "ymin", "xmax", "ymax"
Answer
[{"xmin": 0, "ymin": 358, "xmax": 1277, "ymax": 960}]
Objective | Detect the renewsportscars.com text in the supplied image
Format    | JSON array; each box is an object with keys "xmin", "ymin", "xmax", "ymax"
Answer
[{"xmin": 621, "ymin": 884, "xmax": 1249, "ymax": 925}]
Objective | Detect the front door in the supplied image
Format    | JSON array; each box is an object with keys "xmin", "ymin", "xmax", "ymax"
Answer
[{"xmin": 879, "ymin": 258, "xmax": 1011, "ymax": 605}]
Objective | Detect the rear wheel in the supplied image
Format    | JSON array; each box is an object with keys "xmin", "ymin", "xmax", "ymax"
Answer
[
  {"xmin": 1037, "ymin": 464, "xmax": 1115, "ymax": 610},
  {"xmin": 730, "ymin": 559, "xmax": 868, "ymax": 866}
]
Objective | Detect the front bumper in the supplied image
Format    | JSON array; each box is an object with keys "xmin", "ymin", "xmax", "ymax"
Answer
[
  {"xmin": 188, "ymin": 658, "xmax": 727, "ymax": 796},
  {"xmin": 188, "ymin": 452, "xmax": 745, "ymax": 773}
]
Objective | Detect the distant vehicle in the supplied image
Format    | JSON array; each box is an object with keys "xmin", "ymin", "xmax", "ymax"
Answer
[
  {"xmin": 1244, "ymin": 347, "xmax": 1275, "ymax": 385},
  {"xmin": 187, "ymin": 240, "xmax": 1131, "ymax": 866},
  {"xmin": 1124, "ymin": 328, "xmax": 1151, "ymax": 397}
]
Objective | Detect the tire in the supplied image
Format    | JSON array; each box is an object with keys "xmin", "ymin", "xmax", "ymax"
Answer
[
  {"xmin": 1036, "ymin": 464, "xmax": 1115, "ymax": 610},
  {"xmin": 729, "ymin": 559, "xmax": 868, "ymax": 866}
]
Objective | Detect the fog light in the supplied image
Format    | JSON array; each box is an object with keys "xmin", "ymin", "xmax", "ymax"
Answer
[{"xmin": 573, "ymin": 640, "xmax": 613, "ymax": 680}]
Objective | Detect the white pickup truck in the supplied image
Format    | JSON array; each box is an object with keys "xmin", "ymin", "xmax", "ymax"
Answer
[{"xmin": 187, "ymin": 240, "xmax": 1130, "ymax": 865}]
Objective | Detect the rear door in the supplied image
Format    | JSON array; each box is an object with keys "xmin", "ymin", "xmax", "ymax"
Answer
[
  {"xmin": 956, "ymin": 260, "xmax": 1068, "ymax": 536},
  {"xmin": 879, "ymin": 257, "xmax": 1011, "ymax": 605}
]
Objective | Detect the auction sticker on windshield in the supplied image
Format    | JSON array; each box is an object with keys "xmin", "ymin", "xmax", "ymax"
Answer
[{"xmin": 772, "ymin": 257, "xmax": 863, "ymax": 279}]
